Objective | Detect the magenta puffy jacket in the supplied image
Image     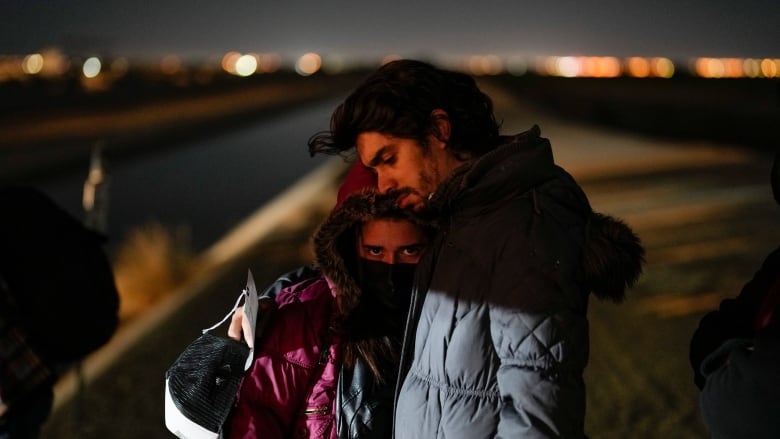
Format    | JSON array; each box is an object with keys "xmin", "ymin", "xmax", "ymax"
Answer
[
  {"xmin": 225, "ymin": 274, "xmax": 343, "ymax": 439},
  {"xmin": 225, "ymin": 184, "xmax": 429, "ymax": 439}
]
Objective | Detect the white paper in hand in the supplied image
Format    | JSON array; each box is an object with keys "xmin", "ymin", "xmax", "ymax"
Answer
[
  {"xmin": 242, "ymin": 269, "xmax": 259, "ymax": 370},
  {"xmin": 165, "ymin": 270, "xmax": 259, "ymax": 439}
]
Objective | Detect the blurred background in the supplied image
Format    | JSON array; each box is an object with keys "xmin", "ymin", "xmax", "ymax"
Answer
[{"xmin": 1, "ymin": 0, "xmax": 779, "ymax": 437}]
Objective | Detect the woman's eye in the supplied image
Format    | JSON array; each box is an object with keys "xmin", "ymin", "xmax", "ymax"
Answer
[
  {"xmin": 403, "ymin": 246, "xmax": 423, "ymax": 256},
  {"xmin": 366, "ymin": 247, "xmax": 383, "ymax": 256}
]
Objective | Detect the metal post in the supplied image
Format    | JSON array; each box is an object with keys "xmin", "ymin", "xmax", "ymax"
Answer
[
  {"xmin": 73, "ymin": 140, "xmax": 111, "ymax": 435},
  {"xmin": 83, "ymin": 141, "xmax": 110, "ymax": 235}
]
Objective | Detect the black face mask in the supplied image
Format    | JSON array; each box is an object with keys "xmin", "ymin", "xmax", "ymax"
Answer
[
  {"xmin": 348, "ymin": 259, "xmax": 417, "ymax": 338},
  {"xmin": 358, "ymin": 259, "xmax": 416, "ymax": 306}
]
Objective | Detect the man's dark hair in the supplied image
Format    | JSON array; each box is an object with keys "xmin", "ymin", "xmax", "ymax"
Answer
[{"xmin": 308, "ymin": 59, "xmax": 501, "ymax": 159}]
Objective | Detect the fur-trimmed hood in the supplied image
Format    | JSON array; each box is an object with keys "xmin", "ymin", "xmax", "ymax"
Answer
[
  {"xmin": 583, "ymin": 211, "xmax": 645, "ymax": 302},
  {"xmin": 430, "ymin": 125, "xmax": 645, "ymax": 303},
  {"xmin": 312, "ymin": 189, "xmax": 432, "ymax": 316}
]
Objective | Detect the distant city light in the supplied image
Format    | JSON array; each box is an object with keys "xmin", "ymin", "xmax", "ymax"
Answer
[
  {"xmin": 234, "ymin": 54, "xmax": 257, "ymax": 76},
  {"xmin": 651, "ymin": 57, "xmax": 675, "ymax": 78},
  {"xmin": 221, "ymin": 51, "xmax": 241, "ymax": 74},
  {"xmin": 467, "ymin": 55, "xmax": 503, "ymax": 76},
  {"xmin": 295, "ymin": 52, "xmax": 321, "ymax": 76},
  {"xmin": 692, "ymin": 57, "xmax": 779, "ymax": 78},
  {"xmin": 505, "ymin": 56, "xmax": 528, "ymax": 76},
  {"xmin": 626, "ymin": 57, "xmax": 650, "ymax": 77},
  {"xmin": 3, "ymin": 47, "xmax": 780, "ymax": 83},
  {"xmin": 744, "ymin": 59, "xmax": 762, "ymax": 78},
  {"xmin": 760, "ymin": 58, "xmax": 779, "ymax": 77},
  {"xmin": 556, "ymin": 57, "xmax": 580, "ymax": 77},
  {"xmin": 583, "ymin": 57, "xmax": 621, "ymax": 77},
  {"xmin": 22, "ymin": 53, "xmax": 44, "ymax": 74},
  {"xmin": 82, "ymin": 57, "xmax": 102, "ymax": 78},
  {"xmin": 220, "ymin": 51, "xmax": 264, "ymax": 76},
  {"xmin": 160, "ymin": 55, "xmax": 181, "ymax": 75},
  {"xmin": 256, "ymin": 53, "xmax": 282, "ymax": 73}
]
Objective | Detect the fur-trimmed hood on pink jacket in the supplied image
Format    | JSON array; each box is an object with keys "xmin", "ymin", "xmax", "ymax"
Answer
[{"xmin": 225, "ymin": 183, "xmax": 429, "ymax": 439}]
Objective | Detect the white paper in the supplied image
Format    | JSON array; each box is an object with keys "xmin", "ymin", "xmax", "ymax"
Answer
[{"xmin": 242, "ymin": 269, "xmax": 259, "ymax": 370}]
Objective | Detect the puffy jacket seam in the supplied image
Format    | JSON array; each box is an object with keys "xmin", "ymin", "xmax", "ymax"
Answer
[
  {"xmin": 407, "ymin": 368, "xmax": 500, "ymax": 399},
  {"xmin": 279, "ymin": 350, "xmax": 319, "ymax": 370}
]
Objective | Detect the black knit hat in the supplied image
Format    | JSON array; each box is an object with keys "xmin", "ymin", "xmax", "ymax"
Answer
[
  {"xmin": 165, "ymin": 333, "xmax": 249, "ymax": 438},
  {"xmin": 164, "ymin": 270, "xmax": 258, "ymax": 438}
]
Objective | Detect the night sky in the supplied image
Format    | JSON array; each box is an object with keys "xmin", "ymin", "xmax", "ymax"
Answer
[{"xmin": 2, "ymin": 0, "xmax": 779, "ymax": 62}]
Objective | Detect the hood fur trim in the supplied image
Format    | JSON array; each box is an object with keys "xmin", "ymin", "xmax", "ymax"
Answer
[
  {"xmin": 312, "ymin": 189, "xmax": 432, "ymax": 315},
  {"xmin": 583, "ymin": 212, "xmax": 645, "ymax": 302}
]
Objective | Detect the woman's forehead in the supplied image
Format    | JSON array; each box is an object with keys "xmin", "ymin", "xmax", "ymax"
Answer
[{"xmin": 360, "ymin": 219, "xmax": 425, "ymax": 244}]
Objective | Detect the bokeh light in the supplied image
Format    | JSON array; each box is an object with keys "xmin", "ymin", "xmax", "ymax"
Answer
[
  {"xmin": 221, "ymin": 51, "xmax": 241, "ymax": 74},
  {"xmin": 295, "ymin": 52, "xmax": 321, "ymax": 76},
  {"xmin": 626, "ymin": 57, "xmax": 650, "ymax": 78},
  {"xmin": 82, "ymin": 57, "xmax": 102, "ymax": 78},
  {"xmin": 760, "ymin": 58, "xmax": 778, "ymax": 77},
  {"xmin": 692, "ymin": 57, "xmax": 778, "ymax": 78},
  {"xmin": 467, "ymin": 55, "xmax": 503, "ymax": 76},
  {"xmin": 505, "ymin": 56, "xmax": 528, "ymax": 76},
  {"xmin": 160, "ymin": 55, "xmax": 181, "ymax": 75},
  {"xmin": 22, "ymin": 53, "xmax": 44, "ymax": 74},
  {"xmin": 651, "ymin": 57, "xmax": 675, "ymax": 78},
  {"xmin": 234, "ymin": 54, "xmax": 257, "ymax": 76}
]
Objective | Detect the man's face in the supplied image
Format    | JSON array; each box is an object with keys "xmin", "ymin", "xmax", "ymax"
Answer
[
  {"xmin": 358, "ymin": 219, "xmax": 428, "ymax": 264},
  {"xmin": 356, "ymin": 132, "xmax": 442, "ymax": 211}
]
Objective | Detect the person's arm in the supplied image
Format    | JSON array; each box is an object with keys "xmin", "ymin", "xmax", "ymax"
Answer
[
  {"xmin": 489, "ymin": 308, "xmax": 583, "ymax": 437},
  {"xmin": 486, "ymin": 259, "xmax": 584, "ymax": 439},
  {"xmin": 228, "ymin": 265, "xmax": 318, "ymax": 346},
  {"xmin": 0, "ymin": 280, "xmax": 56, "ymax": 417},
  {"xmin": 484, "ymin": 205, "xmax": 597, "ymax": 439},
  {"xmin": 699, "ymin": 317, "xmax": 780, "ymax": 438},
  {"xmin": 689, "ymin": 246, "xmax": 780, "ymax": 389}
]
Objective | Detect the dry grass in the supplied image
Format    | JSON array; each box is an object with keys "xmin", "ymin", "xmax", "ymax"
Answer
[{"xmin": 111, "ymin": 222, "xmax": 199, "ymax": 323}]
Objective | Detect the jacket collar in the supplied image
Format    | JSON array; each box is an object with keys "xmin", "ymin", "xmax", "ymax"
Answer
[{"xmin": 427, "ymin": 125, "xmax": 557, "ymax": 215}]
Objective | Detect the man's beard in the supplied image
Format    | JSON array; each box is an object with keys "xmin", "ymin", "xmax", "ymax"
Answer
[{"xmin": 402, "ymin": 163, "xmax": 438, "ymax": 211}]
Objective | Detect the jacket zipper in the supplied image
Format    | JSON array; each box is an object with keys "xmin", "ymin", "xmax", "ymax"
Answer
[{"xmin": 304, "ymin": 406, "xmax": 329, "ymax": 415}]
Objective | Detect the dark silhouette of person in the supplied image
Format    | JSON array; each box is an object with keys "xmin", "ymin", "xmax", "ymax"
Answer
[
  {"xmin": 689, "ymin": 152, "xmax": 780, "ymax": 438},
  {"xmin": 0, "ymin": 186, "xmax": 120, "ymax": 438}
]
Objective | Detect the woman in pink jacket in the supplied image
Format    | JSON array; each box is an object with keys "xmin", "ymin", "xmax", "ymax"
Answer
[{"xmin": 224, "ymin": 163, "xmax": 433, "ymax": 439}]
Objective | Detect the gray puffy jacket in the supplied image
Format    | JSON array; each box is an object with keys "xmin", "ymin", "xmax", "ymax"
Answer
[{"xmin": 393, "ymin": 126, "xmax": 644, "ymax": 438}]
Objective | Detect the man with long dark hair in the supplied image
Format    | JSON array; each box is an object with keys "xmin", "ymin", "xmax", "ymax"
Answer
[{"xmin": 308, "ymin": 59, "xmax": 645, "ymax": 438}]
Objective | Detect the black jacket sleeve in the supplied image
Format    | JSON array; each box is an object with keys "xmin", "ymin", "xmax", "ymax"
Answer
[
  {"xmin": 689, "ymin": 246, "xmax": 780, "ymax": 389},
  {"xmin": 698, "ymin": 316, "xmax": 780, "ymax": 438}
]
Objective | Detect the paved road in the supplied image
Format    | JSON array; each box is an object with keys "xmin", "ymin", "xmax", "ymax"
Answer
[{"xmin": 40, "ymin": 78, "xmax": 780, "ymax": 438}]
